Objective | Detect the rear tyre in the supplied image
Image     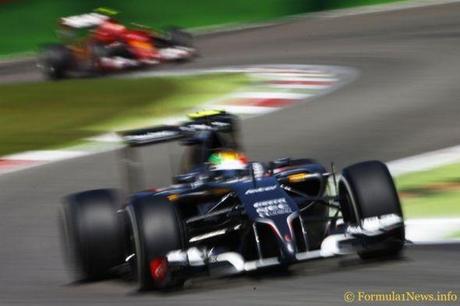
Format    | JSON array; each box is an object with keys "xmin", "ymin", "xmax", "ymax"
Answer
[
  {"xmin": 127, "ymin": 195, "xmax": 186, "ymax": 290},
  {"xmin": 38, "ymin": 44, "xmax": 73, "ymax": 80},
  {"xmin": 61, "ymin": 189, "xmax": 124, "ymax": 280},
  {"xmin": 339, "ymin": 161, "xmax": 405, "ymax": 259}
]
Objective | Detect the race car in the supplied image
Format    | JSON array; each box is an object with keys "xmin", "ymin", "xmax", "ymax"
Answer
[
  {"xmin": 38, "ymin": 8, "xmax": 196, "ymax": 79},
  {"xmin": 60, "ymin": 111, "xmax": 405, "ymax": 290}
]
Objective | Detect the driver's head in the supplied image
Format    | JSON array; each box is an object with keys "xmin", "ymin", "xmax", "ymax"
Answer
[{"xmin": 208, "ymin": 150, "xmax": 248, "ymax": 179}]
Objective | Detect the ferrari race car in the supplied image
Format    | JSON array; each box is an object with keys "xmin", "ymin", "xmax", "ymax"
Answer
[
  {"xmin": 38, "ymin": 9, "xmax": 196, "ymax": 79},
  {"xmin": 61, "ymin": 111, "xmax": 405, "ymax": 290}
]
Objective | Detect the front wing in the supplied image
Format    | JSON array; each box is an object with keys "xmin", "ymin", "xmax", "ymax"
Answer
[{"xmin": 166, "ymin": 214, "xmax": 404, "ymax": 275}]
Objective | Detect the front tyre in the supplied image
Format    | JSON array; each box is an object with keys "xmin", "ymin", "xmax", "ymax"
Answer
[
  {"xmin": 339, "ymin": 161, "xmax": 405, "ymax": 259},
  {"xmin": 61, "ymin": 189, "xmax": 124, "ymax": 280},
  {"xmin": 127, "ymin": 195, "xmax": 186, "ymax": 290}
]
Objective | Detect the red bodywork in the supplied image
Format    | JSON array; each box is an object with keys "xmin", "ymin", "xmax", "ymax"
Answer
[
  {"xmin": 122, "ymin": 30, "xmax": 158, "ymax": 61},
  {"xmin": 92, "ymin": 19, "xmax": 158, "ymax": 62}
]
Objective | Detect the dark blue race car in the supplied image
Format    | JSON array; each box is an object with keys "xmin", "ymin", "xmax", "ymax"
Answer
[{"xmin": 61, "ymin": 111, "xmax": 405, "ymax": 290}]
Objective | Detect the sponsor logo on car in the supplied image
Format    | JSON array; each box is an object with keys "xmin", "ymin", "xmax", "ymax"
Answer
[
  {"xmin": 244, "ymin": 185, "xmax": 277, "ymax": 195},
  {"xmin": 253, "ymin": 197, "xmax": 292, "ymax": 217}
]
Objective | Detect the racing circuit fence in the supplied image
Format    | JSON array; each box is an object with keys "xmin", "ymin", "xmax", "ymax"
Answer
[{"xmin": 0, "ymin": 0, "xmax": 403, "ymax": 56}]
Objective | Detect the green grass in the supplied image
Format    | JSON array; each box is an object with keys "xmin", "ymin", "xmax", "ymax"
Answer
[
  {"xmin": 448, "ymin": 230, "xmax": 460, "ymax": 239},
  {"xmin": 395, "ymin": 162, "xmax": 460, "ymax": 218},
  {"xmin": 0, "ymin": 73, "xmax": 248, "ymax": 156}
]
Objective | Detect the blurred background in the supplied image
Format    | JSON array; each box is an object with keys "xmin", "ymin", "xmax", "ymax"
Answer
[{"xmin": 0, "ymin": 0, "xmax": 401, "ymax": 56}]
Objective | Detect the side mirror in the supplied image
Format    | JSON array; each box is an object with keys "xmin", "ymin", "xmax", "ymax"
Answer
[
  {"xmin": 173, "ymin": 172, "xmax": 199, "ymax": 184},
  {"xmin": 269, "ymin": 157, "xmax": 291, "ymax": 170}
]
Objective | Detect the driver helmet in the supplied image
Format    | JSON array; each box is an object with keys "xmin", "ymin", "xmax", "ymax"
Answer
[{"xmin": 208, "ymin": 150, "xmax": 249, "ymax": 179}]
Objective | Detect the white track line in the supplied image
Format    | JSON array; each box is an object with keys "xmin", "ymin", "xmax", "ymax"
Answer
[
  {"xmin": 406, "ymin": 218, "xmax": 460, "ymax": 242},
  {"xmin": 248, "ymin": 72, "xmax": 338, "ymax": 81},
  {"xmin": 87, "ymin": 133, "xmax": 123, "ymax": 143},
  {"xmin": 270, "ymin": 84, "xmax": 331, "ymax": 90},
  {"xmin": 231, "ymin": 92, "xmax": 310, "ymax": 100},
  {"xmin": 125, "ymin": 64, "xmax": 354, "ymax": 80},
  {"xmin": 1, "ymin": 150, "xmax": 88, "ymax": 161},
  {"xmin": 387, "ymin": 144, "xmax": 460, "ymax": 176},
  {"xmin": 216, "ymin": 105, "xmax": 277, "ymax": 115},
  {"xmin": 253, "ymin": 76, "xmax": 338, "ymax": 82}
]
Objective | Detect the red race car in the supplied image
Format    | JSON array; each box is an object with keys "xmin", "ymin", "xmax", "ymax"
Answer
[{"xmin": 38, "ymin": 9, "xmax": 196, "ymax": 79}]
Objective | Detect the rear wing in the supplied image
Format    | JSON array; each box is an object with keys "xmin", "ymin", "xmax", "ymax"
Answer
[
  {"xmin": 118, "ymin": 111, "xmax": 238, "ymax": 147},
  {"xmin": 118, "ymin": 125, "xmax": 184, "ymax": 147},
  {"xmin": 117, "ymin": 111, "xmax": 239, "ymax": 193}
]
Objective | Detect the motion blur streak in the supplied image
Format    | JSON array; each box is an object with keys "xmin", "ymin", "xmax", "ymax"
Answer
[{"xmin": 1, "ymin": 2, "xmax": 460, "ymax": 305}]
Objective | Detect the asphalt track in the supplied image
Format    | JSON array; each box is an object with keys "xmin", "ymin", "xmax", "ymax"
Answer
[{"xmin": 1, "ymin": 2, "xmax": 460, "ymax": 305}]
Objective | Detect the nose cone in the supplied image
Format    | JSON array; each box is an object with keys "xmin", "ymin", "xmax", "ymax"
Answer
[{"xmin": 279, "ymin": 237, "xmax": 297, "ymax": 263}]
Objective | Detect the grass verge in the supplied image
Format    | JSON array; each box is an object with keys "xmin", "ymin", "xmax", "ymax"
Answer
[
  {"xmin": 448, "ymin": 230, "xmax": 460, "ymax": 239},
  {"xmin": 0, "ymin": 73, "xmax": 248, "ymax": 156},
  {"xmin": 395, "ymin": 162, "xmax": 460, "ymax": 218}
]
